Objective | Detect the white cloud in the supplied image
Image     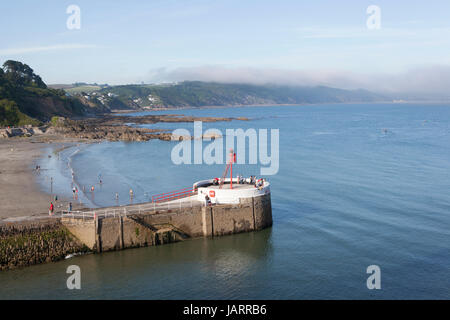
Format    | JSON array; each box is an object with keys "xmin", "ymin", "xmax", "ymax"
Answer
[
  {"xmin": 147, "ymin": 65, "xmax": 450, "ymax": 97},
  {"xmin": 0, "ymin": 44, "xmax": 99, "ymax": 56}
]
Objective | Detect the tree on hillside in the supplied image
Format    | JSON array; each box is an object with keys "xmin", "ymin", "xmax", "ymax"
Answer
[
  {"xmin": 2, "ymin": 60, "xmax": 47, "ymax": 88},
  {"xmin": 0, "ymin": 66, "xmax": 12, "ymax": 99},
  {"xmin": 0, "ymin": 99, "xmax": 20, "ymax": 126}
]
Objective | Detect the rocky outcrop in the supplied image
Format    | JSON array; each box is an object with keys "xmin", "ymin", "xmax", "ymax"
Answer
[
  {"xmin": 0, "ymin": 129, "xmax": 9, "ymax": 138},
  {"xmin": 1, "ymin": 114, "xmax": 246, "ymax": 142},
  {"xmin": 53, "ymin": 124, "xmax": 165, "ymax": 142},
  {"xmin": 0, "ymin": 219, "xmax": 89, "ymax": 271},
  {"xmin": 0, "ymin": 125, "xmax": 47, "ymax": 138},
  {"xmin": 49, "ymin": 114, "xmax": 241, "ymax": 142}
]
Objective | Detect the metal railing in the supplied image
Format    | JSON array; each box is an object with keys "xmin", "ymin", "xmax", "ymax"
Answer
[
  {"xmin": 151, "ymin": 187, "xmax": 197, "ymax": 203},
  {"xmin": 60, "ymin": 197, "xmax": 203, "ymax": 220}
]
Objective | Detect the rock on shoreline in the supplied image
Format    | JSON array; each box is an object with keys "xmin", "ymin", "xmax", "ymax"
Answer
[
  {"xmin": 1, "ymin": 114, "xmax": 247, "ymax": 142},
  {"xmin": 0, "ymin": 219, "xmax": 89, "ymax": 271},
  {"xmin": 0, "ymin": 125, "xmax": 46, "ymax": 138}
]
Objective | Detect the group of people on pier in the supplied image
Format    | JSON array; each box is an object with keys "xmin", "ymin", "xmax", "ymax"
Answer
[{"xmin": 211, "ymin": 175, "xmax": 265, "ymax": 188}]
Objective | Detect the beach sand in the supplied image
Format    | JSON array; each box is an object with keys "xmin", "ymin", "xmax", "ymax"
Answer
[{"xmin": 0, "ymin": 137, "xmax": 85, "ymax": 220}]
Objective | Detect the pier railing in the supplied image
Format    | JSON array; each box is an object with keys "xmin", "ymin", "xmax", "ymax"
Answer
[
  {"xmin": 60, "ymin": 197, "xmax": 203, "ymax": 220},
  {"xmin": 151, "ymin": 187, "xmax": 197, "ymax": 203}
]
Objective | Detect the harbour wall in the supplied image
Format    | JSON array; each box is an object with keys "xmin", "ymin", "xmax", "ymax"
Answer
[
  {"xmin": 63, "ymin": 193, "xmax": 272, "ymax": 252},
  {"xmin": 0, "ymin": 193, "xmax": 272, "ymax": 270}
]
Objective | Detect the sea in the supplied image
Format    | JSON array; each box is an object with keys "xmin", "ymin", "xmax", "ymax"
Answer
[{"xmin": 0, "ymin": 102, "xmax": 449, "ymax": 299}]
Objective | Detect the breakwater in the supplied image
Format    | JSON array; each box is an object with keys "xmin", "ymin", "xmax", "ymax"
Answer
[
  {"xmin": 0, "ymin": 193, "xmax": 272, "ymax": 270},
  {"xmin": 63, "ymin": 193, "xmax": 272, "ymax": 252}
]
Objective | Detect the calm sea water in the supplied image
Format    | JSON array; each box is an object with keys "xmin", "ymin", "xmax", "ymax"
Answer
[{"xmin": 1, "ymin": 103, "xmax": 449, "ymax": 299}]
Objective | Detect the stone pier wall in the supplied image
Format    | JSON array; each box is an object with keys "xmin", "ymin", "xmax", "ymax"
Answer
[
  {"xmin": 0, "ymin": 219, "xmax": 88, "ymax": 271},
  {"xmin": 0, "ymin": 193, "xmax": 272, "ymax": 270},
  {"xmin": 63, "ymin": 193, "xmax": 272, "ymax": 253}
]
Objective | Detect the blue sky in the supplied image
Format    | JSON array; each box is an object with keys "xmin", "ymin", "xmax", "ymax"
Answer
[{"xmin": 1, "ymin": 0, "xmax": 450, "ymax": 92}]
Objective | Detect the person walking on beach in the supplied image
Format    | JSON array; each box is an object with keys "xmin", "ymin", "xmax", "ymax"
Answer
[
  {"xmin": 68, "ymin": 202, "xmax": 72, "ymax": 212},
  {"xmin": 49, "ymin": 202, "xmax": 54, "ymax": 216}
]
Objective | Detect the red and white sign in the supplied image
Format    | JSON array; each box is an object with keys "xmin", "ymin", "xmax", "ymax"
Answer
[{"xmin": 209, "ymin": 190, "xmax": 216, "ymax": 198}]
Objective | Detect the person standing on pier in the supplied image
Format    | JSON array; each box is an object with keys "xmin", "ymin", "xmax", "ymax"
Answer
[
  {"xmin": 49, "ymin": 202, "xmax": 54, "ymax": 216},
  {"xmin": 205, "ymin": 195, "xmax": 211, "ymax": 207}
]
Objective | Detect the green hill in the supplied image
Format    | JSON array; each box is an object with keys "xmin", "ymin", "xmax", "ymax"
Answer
[
  {"xmin": 0, "ymin": 99, "xmax": 41, "ymax": 127},
  {"xmin": 0, "ymin": 60, "xmax": 389, "ymax": 128},
  {"xmin": 99, "ymin": 81, "xmax": 387, "ymax": 108},
  {"xmin": 0, "ymin": 60, "xmax": 106, "ymax": 127}
]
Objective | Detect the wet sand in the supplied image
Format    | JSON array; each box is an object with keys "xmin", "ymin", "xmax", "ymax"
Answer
[{"xmin": 0, "ymin": 137, "xmax": 85, "ymax": 221}]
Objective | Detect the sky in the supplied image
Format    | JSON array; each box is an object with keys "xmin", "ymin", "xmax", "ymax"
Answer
[{"xmin": 1, "ymin": 0, "xmax": 450, "ymax": 95}]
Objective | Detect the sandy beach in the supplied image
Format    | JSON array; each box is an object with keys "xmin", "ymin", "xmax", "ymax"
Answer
[{"xmin": 0, "ymin": 136, "xmax": 85, "ymax": 221}]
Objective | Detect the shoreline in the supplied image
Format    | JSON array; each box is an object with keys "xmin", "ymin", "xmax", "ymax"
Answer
[
  {"xmin": 0, "ymin": 136, "xmax": 88, "ymax": 221},
  {"xmin": 63, "ymin": 143, "xmax": 102, "ymax": 208},
  {"xmin": 0, "ymin": 111, "xmax": 251, "ymax": 220},
  {"xmin": 115, "ymin": 100, "xmax": 450, "ymax": 114}
]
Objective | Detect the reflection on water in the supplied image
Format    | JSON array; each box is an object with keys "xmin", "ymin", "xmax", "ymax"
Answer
[{"xmin": 0, "ymin": 229, "xmax": 273, "ymax": 300}]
